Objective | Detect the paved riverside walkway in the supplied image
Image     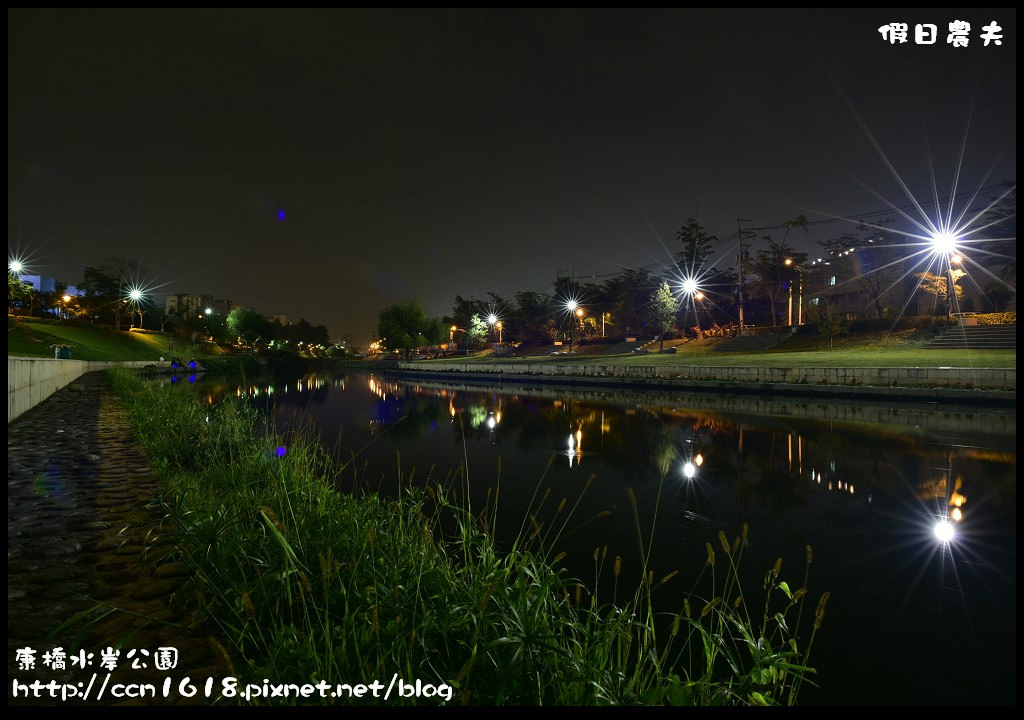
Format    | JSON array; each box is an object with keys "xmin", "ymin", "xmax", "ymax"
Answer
[{"xmin": 8, "ymin": 371, "xmax": 227, "ymax": 705}]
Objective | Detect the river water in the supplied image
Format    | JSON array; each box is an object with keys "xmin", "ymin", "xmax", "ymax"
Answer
[{"xmin": 183, "ymin": 369, "xmax": 1017, "ymax": 706}]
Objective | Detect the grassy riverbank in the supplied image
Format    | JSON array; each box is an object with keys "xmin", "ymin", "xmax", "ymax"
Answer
[
  {"xmin": 407, "ymin": 329, "xmax": 1015, "ymax": 369},
  {"xmin": 8, "ymin": 317, "xmax": 220, "ymax": 362},
  {"xmin": 109, "ymin": 368, "xmax": 830, "ymax": 706}
]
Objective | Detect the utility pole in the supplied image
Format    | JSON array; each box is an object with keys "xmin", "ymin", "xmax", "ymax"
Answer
[{"xmin": 737, "ymin": 219, "xmax": 751, "ymax": 335}]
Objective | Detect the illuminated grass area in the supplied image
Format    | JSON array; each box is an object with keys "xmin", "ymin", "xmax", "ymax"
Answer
[
  {"xmin": 7, "ymin": 318, "xmax": 225, "ymax": 361},
  {"xmin": 106, "ymin": 368, "xmax": 830, "ymax": 706},
  {"xmin": 411, "ymin": 331, "xmax": 1016, "ymax": 369}
]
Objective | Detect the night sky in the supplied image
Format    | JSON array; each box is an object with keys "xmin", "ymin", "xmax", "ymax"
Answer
[{"xmin": 8, "ymin": 9, "xmax": 1016, "ymax": 342}]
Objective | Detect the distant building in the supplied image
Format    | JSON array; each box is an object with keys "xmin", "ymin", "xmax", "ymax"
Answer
[
  {"xmin": 164, "ymin": 293, "xmax": 232, "ymax": 316},
  {"xmin": 801, "ymin": 249, "xmax": 1007, "ymax": 321},
  {"xmin": 16, "ymin": 274, "xmax": 57, "ymax": 293},
  {"xmin": 270, "ymin": 314, "xmax": 288, "ymax": 326}
]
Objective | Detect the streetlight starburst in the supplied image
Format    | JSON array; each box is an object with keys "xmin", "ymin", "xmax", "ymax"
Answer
[{"xmin": 929, "ymin": 231, "xmax": 959, "ymax": 257}]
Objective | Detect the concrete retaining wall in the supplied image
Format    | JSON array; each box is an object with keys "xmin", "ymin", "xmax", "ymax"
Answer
[
  {"xmin": 400, "ymin": 362, "xmax": 1015, "ymax": 390},
  {"xmin": 8, "ymin": 357, "xmax": 158, "ymax": 423}
]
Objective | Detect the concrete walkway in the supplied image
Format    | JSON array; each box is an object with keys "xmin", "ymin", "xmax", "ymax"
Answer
[{"xmin": 8, "ymin": 371, "xmax": 226, "ymax": 705}]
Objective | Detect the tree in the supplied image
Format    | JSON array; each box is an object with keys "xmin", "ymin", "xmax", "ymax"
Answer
[
  {"xmin": 448, "ymin": 295, "xmax": 489, "ymax": 331},
  {"xmin": 976, "ymin": 184, "xmax": 1016, "ymax": 282},
  {"xmin": 466, "ymin": 314, "xmax": 489, "ymax": 349},
  {"xmin": 916, "ymin": 270, "xmax": 965, "ymax": 315},
  {"xmin": 227, "ymin": 307, "xmax": 275, "ymax": 348},
  {"xmin": 651, "ymin": 282, "xmax": 679, "ymax": 351},
  {"xmin": 378, "ymin": 299, "xmax": 436, "ymax": 360},
  {"xmin": 819, "ymin": 220, "xmax": 904, "ymax": 319},
  {"xmin": 8, "ymin": 274, "xmax": 34, "ymax": 315},
  {"xmin": 421, "ymin": 316, "xmax": 448, "ymax": 346},
  {"xmin": 816, "ymin": 304, "xmax": 849, "ymax": 349},
  {"xmin": 513, "ymin": 290, "xmax": 556, "ymax": 344},
  {"xmin": 675, "ymin": 219, "xmax": 718, "ymax": 274},
  {"xmin": 85, "ymin": 258, "xmax": 147, "ymax": 330},
  {"xmin": 751, "ymin": 238, "xmax": 807, "ymax": 326},
  {"xmin": 602, "ymin": 268, "xmax": 660, "ymax": 337},
  {"xmin": 979, "ymin": 280, "xmax": 1014, "ymax": 312}
]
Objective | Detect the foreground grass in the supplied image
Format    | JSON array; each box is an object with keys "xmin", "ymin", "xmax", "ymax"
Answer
[{"xmin": 108, "ymin": 368, "xmax": 829, "ymax": 706}]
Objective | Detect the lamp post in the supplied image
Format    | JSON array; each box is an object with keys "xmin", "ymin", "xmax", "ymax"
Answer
[
  {"xmin": 681, "ymin": 278, "xmax": 703, "ymax": 336},
  {"xmin": 487, "ymin": 313, "xmax": 498, "ymax": 349},
  {"xmin": 496, "ymin": 321, "xmax": 503, "ymax": 344},
  {"xmin": 127, "ymin": 288, "xmax": 144, "ymax": 330},
  {"xmin": 948, "ymin": 254, "xmax": 962, "ymax": 318},
  {"xmin": 62, "ymin": 294, "xmax": 72, "ymax": 322},
  {"xmin": 693, "ymin": 291, "xmax": 705, "ymax": 335},
  {"xmin": 784, "ymin": 258, "xmax": 804, "ymax": 326},
  {"xmin": 929, "ymin": 231, "xmax": 961, "ymax": 319}
]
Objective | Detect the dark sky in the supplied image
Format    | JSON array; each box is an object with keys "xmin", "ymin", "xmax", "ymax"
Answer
[{"xmin": 8, "ymin": 9, "xmax": 1016, "ymax": 341}]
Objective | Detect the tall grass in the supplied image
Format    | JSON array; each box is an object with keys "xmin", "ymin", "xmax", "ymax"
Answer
[{"xmin": 108, "ymin": 368, "xmax": 828, "ymax": 705}]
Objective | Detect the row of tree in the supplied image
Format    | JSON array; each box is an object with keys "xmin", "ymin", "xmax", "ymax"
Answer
[
  {"xmin": 377, "ymin": 218, "xmax": 815, "ymax": 354},
  {"xmin": 378, "ymin": 193, "xmax": 1015, "ymax": 353},
  {"xmin": 8, "ymin": 258, "xmax": 332, "ymax": 351}
]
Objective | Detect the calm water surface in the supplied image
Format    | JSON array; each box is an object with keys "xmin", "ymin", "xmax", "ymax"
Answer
[{"xmin": 185, "ymin": 370, "xmax": 1016, "ymax": 706}]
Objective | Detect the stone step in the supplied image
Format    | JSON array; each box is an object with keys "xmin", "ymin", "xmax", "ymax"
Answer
[{"xmin": 925, "ymin": 324, "xmax": 1015, "ymax": 349}]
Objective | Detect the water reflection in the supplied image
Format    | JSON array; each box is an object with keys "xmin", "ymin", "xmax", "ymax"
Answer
[{"xmin": 161, "ymin": 369, "xmax": 1015, "ymax": 705}]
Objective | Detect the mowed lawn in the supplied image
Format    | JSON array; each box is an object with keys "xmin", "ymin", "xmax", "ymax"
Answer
[
  {"xmin": 7, "ymin": 320, "xmax": 219, "ymax": 362},
  {"xmin": 410, "ymin": 331, "xmax": 1017, "ymax": 369}
]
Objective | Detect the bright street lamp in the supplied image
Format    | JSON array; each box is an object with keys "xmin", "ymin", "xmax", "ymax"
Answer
[
  {"xmin": 8, "ymin": 259, "xmax": 24, "ymax": 274},
  {"xmin": 930, "ymin": 232, "xmax": 958, "ymax": 257}
]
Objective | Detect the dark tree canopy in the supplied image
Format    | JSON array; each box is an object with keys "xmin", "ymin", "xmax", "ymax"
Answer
[{"xmin": 227, "ymin": 307, "xmax": 275, "ymax": 346}]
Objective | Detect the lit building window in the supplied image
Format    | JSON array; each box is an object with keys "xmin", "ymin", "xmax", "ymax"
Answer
[{"xmin": 828, "ymin": 276, "xmax": 837, "ymax": 286}]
